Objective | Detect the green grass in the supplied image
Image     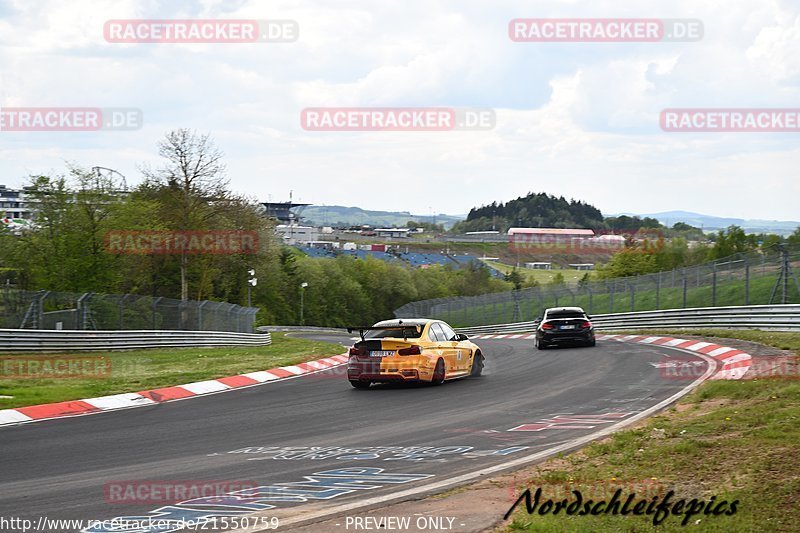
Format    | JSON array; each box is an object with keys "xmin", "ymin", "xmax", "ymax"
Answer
[
  {"xmin": 503, "ymin": 331, "xmax": 800, "ymax": 532},
  {"xmin": 483, "ymin": 260, "xmax": 587, "ymax": 286},
  {"xmin": 0, "ymin": 333, "xmax": 344, "ymax": 409}
]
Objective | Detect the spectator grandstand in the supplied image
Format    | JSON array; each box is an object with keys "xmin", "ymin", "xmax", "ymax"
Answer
[{"xmin": 294, "ymin": 247, "xmax": 506, "ymax": 278}]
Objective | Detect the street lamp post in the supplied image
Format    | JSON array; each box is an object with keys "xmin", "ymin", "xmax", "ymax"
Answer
[
  {"xmin": 300, "ymin": 282, "xmax": 308, "ymax": 325},
  {"xmin": 247, "ymin": 269, "xmax": 257, "ymax": 307}
]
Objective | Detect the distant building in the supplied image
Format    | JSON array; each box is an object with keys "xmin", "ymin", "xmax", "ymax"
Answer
[
  {"xmin": 509, "ymin": 227, "xmax": 597, "ymax": 251},
  {"xmin": 261, "ymin": 201, "xmax": 310, "ymax": 224},
  {"xmin": 569, "ymin": 263, "xmax": 595, "ymax": 270},
  {"xmin": 375, "ymin": 228, "xmax": 411, "ymax": 238},
  {"xmin": 0, "ymin": 184, "xmax": 33, "ymax": 221},
  {"xmin": 275, "ymin": 224, "xmax": 318, "ymax": 245},
  {"xmin": 525, "ymin": 262, "xmax": 552, "ymax": 270}
]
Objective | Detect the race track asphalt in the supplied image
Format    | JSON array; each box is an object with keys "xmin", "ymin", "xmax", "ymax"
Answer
[{"xmin": 0, "ymin": 334, "xmax": 709, "ymax": 532}]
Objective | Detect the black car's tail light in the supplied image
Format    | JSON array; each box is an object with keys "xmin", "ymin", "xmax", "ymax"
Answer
[
  {"xmin": 581, "ymin": 321, "xmax": 592, "ymax": 329},
  {"xmin": 541, "ymin": 322, "xmax": 555, "ymax": 330},
  {"xmin": 349, "ymin": 346, "xmax": 366, "ymax": 356}
]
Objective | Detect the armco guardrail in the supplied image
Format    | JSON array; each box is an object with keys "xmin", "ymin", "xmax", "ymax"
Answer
[
  {"xmin": 258, "ymin": 326, "xmax": 347, "ymax": 334},
  {"xmin": 0, "ymin": 329, "xmax": 271, "ymax": 352},
  {"xmin": 456, "ymin": 304, "xmax": 800, "ymax": 335}
]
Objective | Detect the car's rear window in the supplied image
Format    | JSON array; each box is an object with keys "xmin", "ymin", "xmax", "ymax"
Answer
[
  {"xmin": 365, "ymin": 326, "xmax": 424, "ymax": 339},
  {"xmin": 546, "ymin": 310, "xmax": 586, "ymax": 319}
]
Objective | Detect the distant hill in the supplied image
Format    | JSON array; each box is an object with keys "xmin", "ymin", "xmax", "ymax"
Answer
[
  {"xmin": 613, "ymin": 210, "xmax": 800, "ymax": 236},
  {"xmin": 455, "ymin": 192, "xmax": 605, "ymax": 233},
  {"xmin": 300, "ymin": 205, "xmax": 464, "ymax": 229}
]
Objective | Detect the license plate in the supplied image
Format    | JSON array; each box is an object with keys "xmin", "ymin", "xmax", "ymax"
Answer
[
  {"xmin": 560, "ymin": 325, "xmax": 576, "ymax": 330},
  {"xmin": 370, "ymin": 351, "xmax": 394, "ymax": 357}
]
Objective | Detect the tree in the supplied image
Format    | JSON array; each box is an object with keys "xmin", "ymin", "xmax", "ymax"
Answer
[
  {"xmin": 787, "ymin": 227, "xmax": 800, "ymax": 247},
  {"xmin": 140, "ymin": 129, "xmax": 232, "ymax": 301},
  {"xmin": 505, "ymin": 268, "xmax": 524, "ymax": 290}
]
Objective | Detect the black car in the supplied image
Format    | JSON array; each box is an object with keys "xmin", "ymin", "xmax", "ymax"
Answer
[{"xmin": 535, "ymin": 306, "xmax": 595, "ymax": 349}]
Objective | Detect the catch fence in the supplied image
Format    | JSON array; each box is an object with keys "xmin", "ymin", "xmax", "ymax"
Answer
[
  {"xmin": 395, "ymin": 248, "xmax": 800, "ymax": 327},
  {"xmin": 0, "ymin": 289, "xmax": 258, "ymax": 332}
]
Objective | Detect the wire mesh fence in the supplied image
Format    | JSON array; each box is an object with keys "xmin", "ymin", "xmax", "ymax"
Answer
[
  {"xmin": 0, "ymin": 289, "xmax": 259, "ymax": 332},
  {"xmin": 394, "ymin": 248, "xmax": 800, "ymax": 327}
]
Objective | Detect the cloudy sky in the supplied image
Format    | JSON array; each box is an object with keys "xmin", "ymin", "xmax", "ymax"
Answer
[{"xmin": 0, "ymin": 0, "xmax": 798, "ymax": 220}]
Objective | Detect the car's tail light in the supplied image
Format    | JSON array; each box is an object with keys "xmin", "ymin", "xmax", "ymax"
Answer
[
  {"xmin": 541, "ymin": 322, "xmax": 555, "ymax": 330},
  {"xmin": 349, "ymin": 346, "xmax": 366, "ymax": 356},
  {"xmin": 581, "ymin": 321, "xmax": 592, "ymax": 329},
  {"xmin": 398, "ymin": 345, "xmax": 422, "ymax": 355}
]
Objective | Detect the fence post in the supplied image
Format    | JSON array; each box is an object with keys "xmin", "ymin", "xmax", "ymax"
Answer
[
  {"xmin": 655, "ymin": 274, "xmax": 661, "ymax": 310},
  {"xmin": 76, "ymin": 292, "xmax": 92, "ymax": 330},
  {"xmin": 608, "ymin": 282, "xmax": 614, "ymax": 314},
  {"xmin": 711, "ymin": 262, "xmax": 717, "ymax": 307},
  {"xmin": 682, "ymin": 271, "xmax": 687, "ymax": 308},
  {"xmin": 744, "ymin": 258, "xmax": 750, "ymax": 305},
  {"xmin": 119, "ymin": 294, "xmax": 129, "ymax": 329},
  {"xmin": 629, "ymin": 282, "xmax": 635, "ymax": 312},
  {"xmin": 586, "ymin": 286, "xmax": 593, "ymax": 315},
  {"xmin": 198, "ymin": 300, "xmax": 208, "ymax": 331},
  {"xmin": 152, "ymin": 297, "xmax": 162, "ymax": 330}
]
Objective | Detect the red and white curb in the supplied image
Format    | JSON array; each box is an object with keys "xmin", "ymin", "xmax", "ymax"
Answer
[
  {"xmin": 469, "ymin": 333, "xmax": 751, "ymax": 380},
  {"xmin": 0, "ymin": 353, "xmax": 349, "ymax": 428}
]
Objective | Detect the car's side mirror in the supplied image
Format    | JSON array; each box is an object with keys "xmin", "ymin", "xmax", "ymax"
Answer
[{"xmin": 455, "ymin": 333, "xmax": 468, "ymax": 341}]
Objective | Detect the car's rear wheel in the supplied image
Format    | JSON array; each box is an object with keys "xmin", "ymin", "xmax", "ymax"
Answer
[
  {"xmin": 536, "ymin": 339, "xmax": 547, "ymax": 350},
  {"xmin": 350, "ymin": 380, "xmax": 371, "ymax": 389},
  {"xmin": 470, "ymin": 351, "xmax": 484, "ymax": 377},
  {"xmin": 587, "ymin": 339, "xmax": 596, "ymax": 347},
  {"xmin": 431, "ymin": 359, "xmax": 445, "ymax": 385}
]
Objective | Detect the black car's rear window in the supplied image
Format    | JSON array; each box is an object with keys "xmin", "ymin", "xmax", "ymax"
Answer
[{"xmin": 546, "ymin": 310, "xmax": 586, "ymax": 319}]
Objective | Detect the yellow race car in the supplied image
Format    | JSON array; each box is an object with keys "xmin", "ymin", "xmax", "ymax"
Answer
[{"xmin": 346, "ymin": 319, "xmax": 484, "ymax": 389}]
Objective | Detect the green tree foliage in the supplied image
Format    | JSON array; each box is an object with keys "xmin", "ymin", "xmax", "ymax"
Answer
[
  {"xmin": 707, "ymin": 225, "xmax": 754, "ymax": 260},
  {"xmin": 605, "ymin": 215, "xmax": 663, "ymax": 232},
  {"xmin": 504, "ymin": 268, "xmax": 524, "ymax": 290},
  {"xmin": 451, "ymin": 192, "xmax": 605, "ymax": 233},
  {"xmin": 788, "ymin": 227, "xmax": 800, "ymax": 247}
]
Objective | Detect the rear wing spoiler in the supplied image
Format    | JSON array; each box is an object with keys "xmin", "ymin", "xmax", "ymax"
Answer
[{"xmin": 346, "ymin": 324, "xmax": 422, "ymax": 341}]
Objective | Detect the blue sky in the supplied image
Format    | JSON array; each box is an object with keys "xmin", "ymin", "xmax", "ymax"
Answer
[{"xmin": 0, "ymin": 0, "xmax": 798, "ymax": 219}]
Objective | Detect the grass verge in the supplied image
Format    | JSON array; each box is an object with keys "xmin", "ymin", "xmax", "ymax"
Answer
[
  {"xmin": 0, "ymin": 332, "xmax": 344, "ymax": 409},
  {"xmin": 503, "ymin": 330, "xmax": 800, "ymax": 532}
]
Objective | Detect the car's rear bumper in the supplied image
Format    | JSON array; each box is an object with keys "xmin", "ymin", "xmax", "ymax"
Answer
[
  {"xmin": 538, "ymin": 331, "xmax": 595, "ymax": 344},
  {"xmin": 347, "ymin": 370, "xmax": 421, "ymax": 382},
  {"xmin": 347, "ymin": 359, "xmax": 425, "ymax": 382}
]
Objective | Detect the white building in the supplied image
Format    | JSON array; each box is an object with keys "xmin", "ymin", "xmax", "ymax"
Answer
[
  {"xmin": 275, "ymin": 224, "xmax": 319, "ymax": 245},
  {"xmin": 0, "ymin": 184, "xmax": 33, "ymax": 221}
]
